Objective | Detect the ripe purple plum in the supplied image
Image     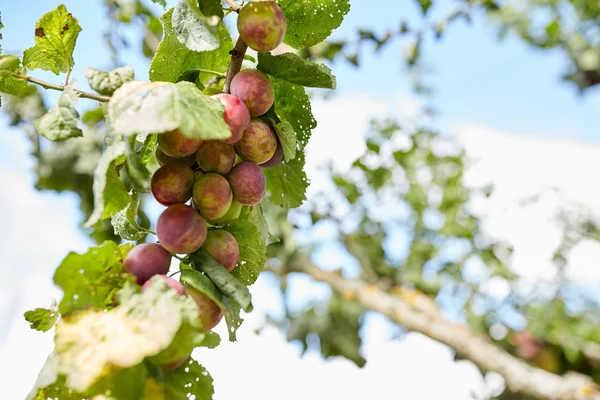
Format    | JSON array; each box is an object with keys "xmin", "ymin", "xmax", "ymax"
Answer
[
  {"xmin": 227, "ymin": 161, "xmax": 266, "ymax": 206},
  {"xmin": 212, "ymin": 94, "xmax": 251, "ymax": 144},
  {"xmin": 184, "ymin": 284, "xmax": 224, "ymax": 331},
  {"xmin": 260, "ymin": 137, "xmax": 284, "ymax": 168},
  {"xmin": 193, "ymin": 173, "xmax": 233, "ymax": 221},
  {"xmin": 195, "ymin": 141, "xmax": 236, "ymax": 175},
  {"xmin": 158, "ymin": 128, "xmax": 203, "ymax": 157},
  {"xmin": 230, "ymin": 69, "xmax": 274, "ymax": 117},
  {"xmin": 156, "ymin": 204, "xmax": 208, "ymax": 254},
  {"xmin": 142, "ymin": 275, "xmax": 185, "ymax": 296},
  {"xmin": 124, "ymin": 243, "xmax": 171, "ymax": 285},
  {"xmin": 237, "ymin": 1, "xmax": 287, "ymax": 52},
  {"xmin": 151, "ymin": 163, "xmax": 195, "ymax": 206},
  {"xmin": 206, "ymin": 199, "xmax": 243, "ymax": 225},
  {"xmin": 235, "ymin": 119, "xmax": 277, "ymax": 164},
  {"xmin": 155, "ymin": 147, "xmax": 196, "ymax": 167},
  {"xmin": 203, "ymin": 230, "xmax": 240, "ymax": 272}
]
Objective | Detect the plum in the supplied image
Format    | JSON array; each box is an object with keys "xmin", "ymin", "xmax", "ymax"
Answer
[
  {"xmin": 212, "ymin": 93, "xmax": 251, "ymax": 144},
  {"xmin": 237, "ymin": 1, "xmax": 287, "ymax": 52},
  {"xmin": 235, "ymin": 119, "xmax": 277, "ymax": 164},
  {"xmin": 203, "ymin": 230, "xmax": 240, "ymax": 272},
  {"xmin": 156, "ymin": 204, "xmax": 208, "ymax": 254},
  {"xmin": 227, "ymin": 161, "xmax": 266, "ymax": 206},
  {"xmin": 260, "ymin": 136, "xmax": 284, "ymax": 168},
  {"xmin": 154, "ymin": 147, "xmax": 197, "ymax": 167},
  {"xmin": 160, "ymin": 354, "xmax": 189, "ymax": 372},
  {"xmin": 230, "ymin": 69, "xmax": 274, "ymax": 117},
  {"xmin": 123, "ymin": 243, "xmax": 171, "ymax": 285},
  {"xmin": 206, "ymin": 199, "xmax": 243, "ymax": 225},
  {"xmin": 151, "ymin": 163, "xmax": 195, "ymax": 206},
  {"xmin": 195, "ymin": 141, "xmax": 236, "ymax": 175},
  {"xmin": 142, "ymin": 275, "xmax": 185, "ymax": 296},
  {"xmin": 158, "ymin": 128, "xmax": 203, "ymax": 157},
  {"xmin": 193, "ymin": 173, "xmax": 233, "ymax": 221},
  {"xmin": 184, "ymin": 284, "xmax": 224, "ymax": 331}
]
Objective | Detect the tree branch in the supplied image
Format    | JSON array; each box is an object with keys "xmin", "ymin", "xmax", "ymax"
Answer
[
  {"xmin": 272, "ymin": 254, "xmax": 600, "ymax": 400},
  {"xmin": 223, "ymin": 0, "xmax": 242, "ymax": 11},
  {"xmin": 14, "ymin": 73, "xmax": 111, "ymax": 102},
  {"xmin": 224, "ymin": 37, "xmax": 248, "ymax": 94}
]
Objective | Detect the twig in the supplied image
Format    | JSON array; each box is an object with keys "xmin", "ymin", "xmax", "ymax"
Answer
[
  {"xmin": 224, "ymin": 37, "xmax": 248, "ymax": 93},
  {"xmin": 271, "ymin": 255, "xmax": 600, "ymax": 400},
  {"xmin": 13, "ymin": 73, "xmax": 111, "ymax": 102},
  {"xmin": 223, "ymin": 0, "xmax": 241, "ymax": 11}
]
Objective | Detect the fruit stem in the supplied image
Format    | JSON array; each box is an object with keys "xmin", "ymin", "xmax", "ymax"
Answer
[
  {"xmin": 224, "ymin": 37, "xmax": 248, "ymax": 93},
  {"xmin": 13, "ymin": 73, "xmax": 111, "ymax": 102}
]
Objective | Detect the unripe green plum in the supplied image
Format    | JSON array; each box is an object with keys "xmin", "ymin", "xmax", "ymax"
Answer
[
  {"xmin": 230, "ymin": 69, "xmax": 274, "ymax": 117},
  {"xmin": 235, "ymin": 119, "xmax": 277, "ymax": 164},
  {"xmin": 151, "ymin": 163, "xmax": 195, "ymax": 206},
  {"xmin": 203, "ymin": 230, "xmax": 240, "ymax": 272},
  {"xmin": 184, "ymin": 284, "xmax": 224, "ymax": 331},
  {"xmin": 237, "ymin": 1, "xmax": 287, "ymax": 52},
  {"xmin": 158, "ymin": 128, "xmax": 203, "ymax": 157},
  {"xmin": 124, "ymin": 243, "xmax": 171, "ymax": 285},
  {"xmin": 193, "ymin": 173, "xmax": 233, "ymax": 221},
  {"xmin": 157, "ymin": 204, "xmax": 207, "ymax": 254},
  {"xmin": 142, "ymin": 275, "xmax": 185, "ymax": 296},
  {"xmin": 196, "ymin": 141, "xmax": 236, "ymax": 175},
  {"xmin": 155, "ymin": 147, "xmax": 197, "ymax": 167},
  {"xmin": 260, "ymin": 137, "xmax": 284, "ymax": 168},
  {"xmin": 213, "ymin": 94, "xmax": 251, "ymax": 144},
  {"xmin": 227, "ymin": 161, "xmax": 266, "ymax": 206},
  {"xmin": 206, "ymin": 199, "xmax": 243, "ymax": 225}
]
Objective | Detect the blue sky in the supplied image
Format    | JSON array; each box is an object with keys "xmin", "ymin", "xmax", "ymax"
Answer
[{"xmin": 1, "ymin": 1, "xmax": 599, "ymax": 399}]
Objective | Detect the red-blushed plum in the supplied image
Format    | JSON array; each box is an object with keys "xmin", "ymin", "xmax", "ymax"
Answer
[
  {"xmin": 203, "ymin": 230, "xmax": 240, "ymax": 272},
  {"xmin": 155, "ymin": 147, "xmax": 197, "ymax": 167},
  {"xmin": 184, "ymin": 284, "xmax": 224, "ymax": 331},
  {"xmin": 227, "ymin": 161, "xmax": 266, "ymax": 206},
  {"xmin": 260, "ymin": 136, "xmax": 284, "ymax": 168},
  {"xmin": 151, "ymin": 163, "xmax": 195, "ymax": 206},
  {"xmin": 195, "ymin": 141, "xmax": 236, "ymax": 174},
  {"xmin": 235, "ymin": 119, "xmax": 277, "ymax": 164},
  {"xmin": 237, "ymin": 1, "xmax": 286, "ymax": 52},
  {"xmin": 193, "ymin": 173, "xmax": 233, "ymax": 221},
  {"xmin": 230, "ymin": 69, "xmax": 274, "ymax": 117},
  {"xmin": 206, "ymin": 199, "xmax": 243, "ymax": 226},
  {"xmin": 124, "ymin": 243, "xmax": 171, "ymax": 285},
  {"xmin": 212, "ymin": 93, "xmax": 251, "ymax": 144},
  {"xmin": 158, "ymin": 128, "xmax": 203, "ymax": 157},
  {"xmin": 142, "ymin": 275, "xmax": 185, "ymax": 296},
  {"xmin": 160, "ymin": 354, "xmax": 190, "ymax": 372},
  {"xmin": 156, "ymin": 204, "xmax": 208, "ymax": 254}
]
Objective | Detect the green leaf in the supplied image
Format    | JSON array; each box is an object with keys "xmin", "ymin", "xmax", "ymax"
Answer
[
  {"xmin": 108, "ymin": 80, "xmax": 231, "ymax": 140},
  {"xmin": 257, "ymin": 52, "xmax": 336, "ymax": 89},
  {"xmin": 0, "ymin": 54, "xmax": 20, "ymax": 74},
  {"xmin": 197, "ymin": 0, "xmax": 224, "ymax": 18},
  {"xmin": 54, "ymin": 278, "xmax": 206, "ymax": 393},
  {"xmin": 191, "ymin": 251, "xmax": 253, "ymax": 312},
  {"xmin": 111, "ymin": 190, "xmax": 148, "ymax": 241},
  {"xmin": 82, "ymin": 106, "xmax": 106, "ymax": 126},
  {"xmin": 22, "ymin": 4, "xmax": 82, "ymax": 75},
  {"xmin": 172, "ymin": 0, "xmax": 220, "ymax": 52},
  {"xmin": 223, "ymin": 219, "xmax": 268, "ymax": 285},
  {"xmin": 272, "ymin": 79, "xmax": 316, "ymax": 150},
  {"xmin": 151, "ymin": 0, "xmax": 167, "ymax": 6},
  {"xmin": 180, "ymin": 269, "xmax": 243, "ymax": 341},
  {"xmin": 264, "ymin": 151, "xmax": 309, "ymax": 208},
  {"xmin": 266, "ymin": 114, "xmax": 296, "ymax": 161},
  {"xmin": 85, "ymin": 134, "xmax": 129, "ymax": 227},
  {"xmin": 33, "ymin": 82, "xmax": 83, "ymax": 141},
  {"xmin": 150, "ymin": 8, "xmax": 231, "ymax": 84},
  {"xmin": 275, "ymin": 0, "xmax": 350, "ymax": 49},
  {"xmin": 164, "ymin": 359, "xmax": 213, "ymax": 400},
  {"xmin": 247, "ymin": 205, "xmax": 279, "ymax": 246},
  {"xmin": 0, "ymin": 74, "xmax": 29, "ymax": 95},
  {"xmin": 24, "ymin": 301, "xmax": 59, "ymax": 332},
  {"xmin": 85, "ymin": 66, "xmax": 134, "ymax": 96},
  {"xmin": 53, "ymin": 241, "xmax": 134, "ymax": 315}
]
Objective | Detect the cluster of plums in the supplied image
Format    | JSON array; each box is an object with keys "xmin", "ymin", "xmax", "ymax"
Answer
[{"xmin": 120, "ymin": 0, "xmax": 287, "ymax": 372}]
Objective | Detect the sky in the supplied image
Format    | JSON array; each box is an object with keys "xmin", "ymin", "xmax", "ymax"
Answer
[{"xmin": 1, "ymin": 0, "xmax": 599, "ymax": 399}]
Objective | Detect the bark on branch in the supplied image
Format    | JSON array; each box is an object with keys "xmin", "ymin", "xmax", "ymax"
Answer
[{"xmin": 272, "ymin": 254, "xmax": 600, "ymax": 400}]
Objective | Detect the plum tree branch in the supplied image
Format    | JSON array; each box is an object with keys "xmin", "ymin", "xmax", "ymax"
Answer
[
  {"xmin": 13, "ymin": 73, "xmax": 111, "ymax": 102},
  {"xmin": 270, "ymin": 254, "xmax": 600, "ymax": 400},
  {"xmin": 223, "ymin": 0, "xmax": 242, "ymax": 11},
  {"xmin": 224, "ymin": 36, "xmax": 248, "ymax": 94}
]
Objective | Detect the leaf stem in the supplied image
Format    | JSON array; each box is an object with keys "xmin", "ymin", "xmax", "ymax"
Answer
[
  {"xmin": 224, "ymin": 37, "xmax": 248, "ymax": 93},
  {"xmin": 13, "ymin": 73, "xmax": 111, "ymax": 102},
  {"xmin": 197, "ymin": 68, "xmax": 227, "ymax": 78}
]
